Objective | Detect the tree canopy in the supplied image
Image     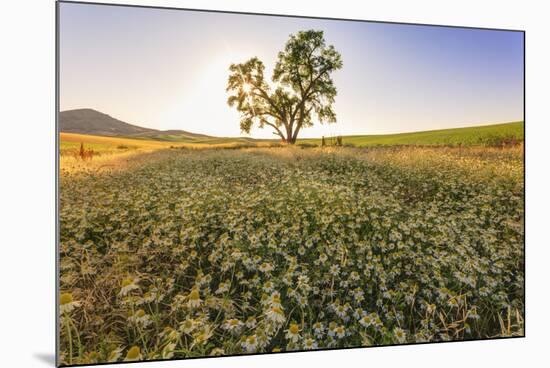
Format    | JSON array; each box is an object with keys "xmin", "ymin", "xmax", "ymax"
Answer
[{"xmin": 226, "ymin": 30, "xmax": 343, "ymax": 143}]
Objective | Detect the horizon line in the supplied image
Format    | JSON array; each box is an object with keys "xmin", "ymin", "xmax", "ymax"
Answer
[{"xmin": 59, "ymin": 108, "xmax": 522, "ymax": 140}]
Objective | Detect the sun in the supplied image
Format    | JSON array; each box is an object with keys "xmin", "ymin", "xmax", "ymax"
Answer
[{"xmin": 242, "ymin": 83, "xmax": 252, "ymax": 94}]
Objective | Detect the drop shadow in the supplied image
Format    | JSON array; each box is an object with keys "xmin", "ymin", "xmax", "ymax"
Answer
[{"xmin": 33, "ymin": 353, "xmax": 56, "ymax": 366}]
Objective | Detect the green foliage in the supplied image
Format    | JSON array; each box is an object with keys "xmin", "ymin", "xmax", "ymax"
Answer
[{"xmin": 227, "ymin": 30, "xmax": 343, "ymax": 143}]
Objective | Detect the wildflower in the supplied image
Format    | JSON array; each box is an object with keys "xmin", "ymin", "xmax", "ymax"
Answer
[
  {"xmin": 257, "ymin": 331, "xmax": 271, "ymax": 349},
  {"xmin": 259, "ymin": 262, "xmax": 274, "ymax": 273},
  {"xmin": 334, "ymin": 325, "xmax": 346, "ymax": 338},
  {"xmin": 394, "ymin": 327, "xmax": 407, "ymax": 343},
  {"xmin": 245, "ymin": 316, "xmax": 257, "ymax": 328},
  {"xmin": 353, "ymin": 308, "xmax": 365, "ymax": 320},
  {"xmin": 119, "ymin": 277, "xmax": 139, "ymax": 296},
  {"xmin": 303, "ymin": 337, "xmax": 318, "ymax": 350},
  {"xmin": 350, "ymin": 271, "xmax": 360, "ymax": 281},
  {"xmin": 141, "ymin": 290, "xmax": 156, "ymax": 303},
  {"xmin": 296, "ymin": 275, "xmax": 311, "ymax": 291},
  {"xmin": 242, "ymin": 334, "xmax": 258, "ymax": 352},
  {"xmin": 128, "ymin": 309, "xmax": 152, "ymax": 327},
  {"xmin": 334, "ymin": 303, "xmax": 349, "ymax": 319},
  {"xmin": 60, "ymin": 292, "xmax": 80, "ymax": 314},
  {"xmin": 222, "ymin": 318, "xmax": 243, "ymax": 332},
  {"xmin": 285, "ymin": 323, "xmax": 301, "ymax": 342},
  {"xmin": 359, "ymin": 314, "xmax": 373, "ymax": 328},
  {"xmin": 160, "ymin": 326, "xmax": 179, "ymax": 341},
  {"xmin": 210, "ymin": 347, "xmax": 225, "ymax": 356},
  {"xmin": 262, "ymin": 281, "xmax": 274, "ymax": 293},
  {"xmin": 124, "ymin": 346, "xmax": 142, "ymax": 361},
  {"xmin": 270, "ymin": 291, "xmax": 282, "ymax": 306},
  {"xmin": 187, "ymin": 288, "xmax": 202, "ymax": 308},
  {"xmin": 192, "ymin": 327, "xmax": 213, "ymax": 346},
  {"xmin": 265, "ymin": 306, "xmax": 286, "ymax": 324},
  {"xmin": 179, "ymin": 318, "xmax": 196, "ymax": 334},
  {"xmin": 329, "ymin": 264, "xmax": 340, "ymax": 276},
  {"xmin": 352, "ymin": 288, "xmax": 365, "ymax": 303},
  {"xmin": 313, "ymin": 321, "xmax": 325, "ymax": 337},
  {"xmin": 215, "ymin": 281, "xmax": 230, "ymax": 294},
  {"xmin": 448, "ymin": 297, "xmax": 459, "ymax": 308},
  {"xmin": 297, "ymin": 295, "xmax": 308, "ymax": 307}
]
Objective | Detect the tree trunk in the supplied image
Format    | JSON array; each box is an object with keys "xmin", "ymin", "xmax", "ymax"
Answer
[{"xmin": 284, "ymin": 122, "xmax": 296, "ymax": 144}]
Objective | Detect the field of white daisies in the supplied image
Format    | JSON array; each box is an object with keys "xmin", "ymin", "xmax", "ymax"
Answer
[{"xmin": 58, "ymin": 145, "xmax": 524, "ymax": 365}]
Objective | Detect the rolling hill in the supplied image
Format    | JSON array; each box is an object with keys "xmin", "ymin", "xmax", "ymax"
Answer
[
  {"xmin": 59, "ymin": 109, "xmax": 214, "ymax": 140},
  {"xmin": 59, "ymin": 109, "xmax": 157, "ymax": 136},
  {"xmin": 299, "ymin": 121, "xmax": 524, "ymax": 147}
]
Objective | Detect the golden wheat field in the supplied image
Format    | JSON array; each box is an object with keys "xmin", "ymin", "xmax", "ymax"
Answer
[{"xmin": 58, "ymin": 142, "xmax": 524, "ymax": 365}]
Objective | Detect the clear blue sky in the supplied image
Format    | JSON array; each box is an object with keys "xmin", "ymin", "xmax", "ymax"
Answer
[{"xmin": 59, "ymin": 2, "xmax": 524, "ymax": 138}]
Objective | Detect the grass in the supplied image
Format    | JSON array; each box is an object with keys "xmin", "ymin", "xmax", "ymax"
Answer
[
  {"xmin": 59, "ymin": 132, "xmax": 283, "ymax": 174},
  {"xmin": 299, "ymin": 121, "xmax": 524, "ymax": 147},
  {"xmin": 59, "ymin": 121, "xmax": 525, "ymax": 175},
  {"xmin": 60, "ymin": 133, "xmax": 179, "ymax": 154},
  {"xmin": 60, "ymin": 132, "xmax": 279, "ymax": 154}
]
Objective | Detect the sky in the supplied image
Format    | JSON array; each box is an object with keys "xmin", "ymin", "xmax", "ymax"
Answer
[{"xmin": 59, "ymin": 2, "xmax": 524, "ymax": 138}]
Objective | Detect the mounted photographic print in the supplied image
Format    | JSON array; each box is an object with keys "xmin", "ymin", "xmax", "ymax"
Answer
[{"xmin": 56, "ymin": 1, "xmax": 525, "ymax": 366}]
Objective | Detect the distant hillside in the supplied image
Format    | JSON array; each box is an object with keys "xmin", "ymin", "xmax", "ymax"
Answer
[
  {"xmin": 59, "ymin": 109, "xmax": 157, "ymax": 136},
  {"xmin": 130, "ymin": 129, "xmax": 217, "ymax": 142},
  {"xmin": 59, "ymin": 108, "xmax": 215, "ymax": 140}
]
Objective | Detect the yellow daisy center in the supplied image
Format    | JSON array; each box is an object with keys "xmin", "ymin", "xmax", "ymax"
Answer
[
  {"xmin": 126, "ymin": 346, "xmax": 140, "ymax": 359},
  {"xmin": 289, "ymin": 323, "xmax": 300, "ymax": 334},
  {"xmin": 60, "ymin": 293, "xmax": 73, "ymax": 305},
  {"xmin": 189, "ymin": 289, "xmax": 200, "ymax": 300},
  {"xmin": 121, "ymin": 278, "xmax": 133, "ymax": 287}
]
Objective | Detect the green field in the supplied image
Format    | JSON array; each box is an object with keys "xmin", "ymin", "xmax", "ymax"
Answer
[
  {"xmin": 299, "ymin": 121, "xmax": 524, "ymax": 147},
  {"xmin": 137, "ymin": 121, "xmax": 525, "ymax": 147}
]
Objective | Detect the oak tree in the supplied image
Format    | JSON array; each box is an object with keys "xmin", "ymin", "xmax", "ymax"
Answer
[{"xmin": 226, "ymin": 30, "xmax": 343, "ymax": 143}]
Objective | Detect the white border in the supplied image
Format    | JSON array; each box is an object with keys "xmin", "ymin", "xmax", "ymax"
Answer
[{"xmin": 1, "ymin": 0, "xmax": 548, "ymax": 367}]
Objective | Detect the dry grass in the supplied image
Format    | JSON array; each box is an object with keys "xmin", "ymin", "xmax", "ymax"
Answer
[{"xmin": 60, "ymin": 133, "xmax": 284, "ymax": 174}]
